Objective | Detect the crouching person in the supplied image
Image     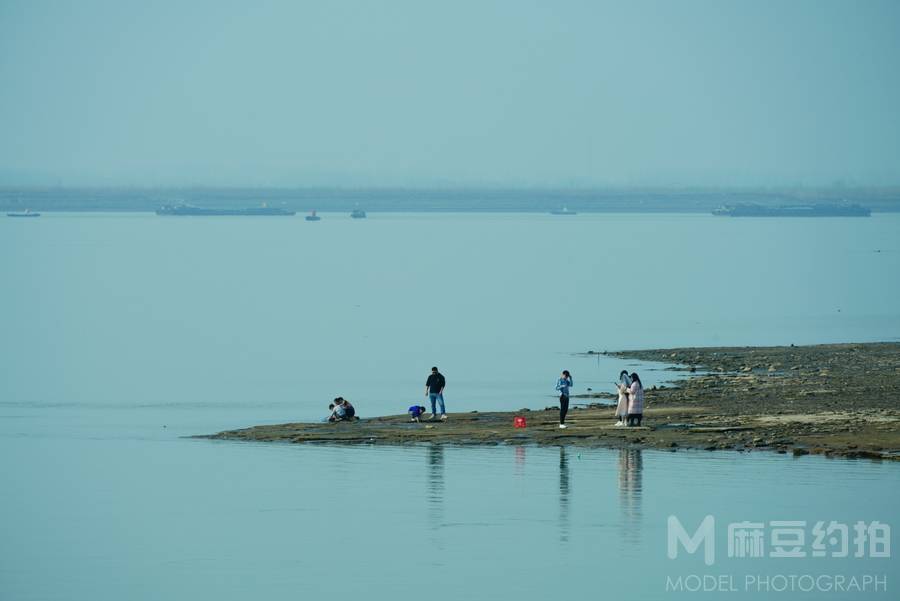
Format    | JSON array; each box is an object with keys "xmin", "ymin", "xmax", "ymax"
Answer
[
  {"xmin": 408, "ymin": 405, "xmax": 427, "ymax": 422},
  {"xmin": 329, "ymin": 397, "xmax": 358, "ymax": 422}
]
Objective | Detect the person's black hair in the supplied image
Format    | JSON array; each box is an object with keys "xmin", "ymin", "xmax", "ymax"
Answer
[
  {"xmin": 562, "ymin": 369, "xmax": 571, "ymax": 379},
  {"xmin": 328, "ymin": 403, "xmax": 334, "ymax": 409},
  {"xmin": 431, "ymin": 366, "xmax": 438, "ymax": 372},
  {"xmin": 630, "ymin": 372, "xmax": 642, "ymax": 387},
  {"xmin": 619, "ymin": 370, "xmax": 629, "ymax": 378}
]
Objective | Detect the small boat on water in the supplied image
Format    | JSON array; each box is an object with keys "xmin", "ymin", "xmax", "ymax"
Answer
[
  {"xmin": 550, "ymin": 206, "xmax": 577, "ymax": 215},
  {"xmin": 305, "ymin": 210, "xmax": 322, "ymax": 221},
  {"xmin": 7, "ymin": 209, "xmax": 41, "ymax": 218},
  {"xmin": 350, "ymin": 206, "xmax": 367, "ymax": 219}
]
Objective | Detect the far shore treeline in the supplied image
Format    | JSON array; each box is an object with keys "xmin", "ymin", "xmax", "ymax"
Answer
[{"xmin": 2, "ymin": 186, "xmax": 900, "ymax": 214}]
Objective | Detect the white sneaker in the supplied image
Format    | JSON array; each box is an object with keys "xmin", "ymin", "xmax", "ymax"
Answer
[
  {"xmin": 440, "ymin": 414, "xmax": 448, "ymax": 421},
  {"xmin": 614, "ymin": 421, "xmax": 624, "ymax": 427},
  {"xmin": 559, "ymin": 424, "xmax": 567, "ymax": 429}
]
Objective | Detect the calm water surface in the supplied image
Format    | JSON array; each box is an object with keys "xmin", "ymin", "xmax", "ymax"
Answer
[{"xmin": 2, "ymin": 212, "xmax": 899, "ymax": 599}]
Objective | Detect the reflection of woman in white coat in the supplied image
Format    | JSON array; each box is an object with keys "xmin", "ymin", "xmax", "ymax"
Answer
[{"xmin": 615, "ymin": 370, "xmax": 631, "ymax": 426}]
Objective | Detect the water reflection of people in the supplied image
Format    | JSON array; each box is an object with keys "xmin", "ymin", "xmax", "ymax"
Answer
[
  {"xmin": 617, "ymin": 448, "xmax": 643, "ymax": 536},
  {"xmin": 559, "ymin": 446, "xmax": 570, "ymax": 542},
  {"xmin": 427, "ymin": 444, "xmax": 444, "ymax": 527}
]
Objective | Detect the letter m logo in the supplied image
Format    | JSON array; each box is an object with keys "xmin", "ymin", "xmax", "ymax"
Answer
[{"xmin": 668, "ymin": 515, "xmax": 715, "ymax": 566}]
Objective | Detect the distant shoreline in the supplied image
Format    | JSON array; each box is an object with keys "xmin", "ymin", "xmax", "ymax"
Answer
[
  {"xmin": 3, "ymin": 186, "xmax": 900, "ymax": 214},
  {"xmin": 198, "ymin": 342, "xmax": 900, "ymax": 461}
]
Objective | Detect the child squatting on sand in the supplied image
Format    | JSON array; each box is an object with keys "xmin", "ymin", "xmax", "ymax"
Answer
[{"xmin": 408, "ymin": 405, "xmax": 427, "ymax": 422}]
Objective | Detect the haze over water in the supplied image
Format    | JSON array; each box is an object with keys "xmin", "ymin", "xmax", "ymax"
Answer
[
  {"xmin": 3, "ymin": 212, "xmax": 899, "ymax": 420},
  {"xmin": 3, "ymin": 1, "xmax": 899, "ymax": 187}
]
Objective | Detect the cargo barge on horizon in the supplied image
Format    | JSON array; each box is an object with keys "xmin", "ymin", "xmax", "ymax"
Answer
[
  {"xmin": 6, "ymin": 209, "xmax": 41, "ymax": 218},
  {"xmin": 156, "ymin": 204, "xmax": 295, "ymax": 216},
  {"xmin": 712, "ymin": 203, "xmax": 871, "ymax": 217}
]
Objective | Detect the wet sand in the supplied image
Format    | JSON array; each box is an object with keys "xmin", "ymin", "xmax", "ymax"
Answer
[{"xmin": 200, "ymin": 342, "xmax": 900, "ymax": 460}]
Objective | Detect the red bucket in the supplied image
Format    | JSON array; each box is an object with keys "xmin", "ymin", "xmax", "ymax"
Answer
[{"xmin": 514, "ymin": 416, "xmax": 527, "ymax": 428}]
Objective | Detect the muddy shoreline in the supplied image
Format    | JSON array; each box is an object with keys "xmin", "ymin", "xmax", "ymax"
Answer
[{"xmin": 199, "ymin": 342, "xmax": 900, "ymax": 461}]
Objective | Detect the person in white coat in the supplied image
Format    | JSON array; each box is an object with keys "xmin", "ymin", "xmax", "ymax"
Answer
[
  {"xmin": 615, "ymin": 370, "xmax": 631, "ymax": 426},
  {"xmin": 626, "ymin": 372, "xmax": 644, "ymax": 427}
]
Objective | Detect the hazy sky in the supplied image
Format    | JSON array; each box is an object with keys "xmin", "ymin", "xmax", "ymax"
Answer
[{"xmin": 1, "ymin": 0, "xmax": 899, "ymax": 187}]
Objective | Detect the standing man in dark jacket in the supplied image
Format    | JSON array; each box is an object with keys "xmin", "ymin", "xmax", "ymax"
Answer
[{"xmin": 425, "ymin": 366, "xmax": 447, "ymax": 421}]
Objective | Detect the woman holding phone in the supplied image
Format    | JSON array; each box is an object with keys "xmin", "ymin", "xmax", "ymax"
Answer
[{"xmin": 555, "ymin": 370, "xmax": 573, "ymax": 429}]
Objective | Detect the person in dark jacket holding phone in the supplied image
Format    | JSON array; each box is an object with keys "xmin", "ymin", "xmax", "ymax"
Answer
[{"xmin": 555, "ymin": 370, "xmax": 573, "ymax": 429}]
